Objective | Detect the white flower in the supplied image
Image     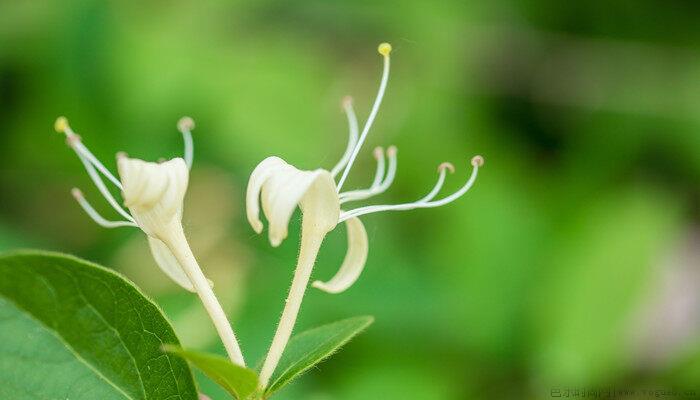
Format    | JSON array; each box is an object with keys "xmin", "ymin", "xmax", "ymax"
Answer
[
  {"xmin": 247, "ymin": 157, "xmax": 340, "ymax": 246},
  {"xmin": 118, "ymin": 156, "xmax": 189, "ymax": 238},
  {"xmin": 55, "ymin": 116, "xmax": 202, "ymax": 292},
  {"xmin": 247, "ymin": 42, "xmax": 483, "ymax": 295},
  {"xmin": 250, "ymin": 42, "xmax": 483, "ymax": 388},
  {"xmin": 56, "ymin": 116, "xmax": 246, "ymax": 366}
]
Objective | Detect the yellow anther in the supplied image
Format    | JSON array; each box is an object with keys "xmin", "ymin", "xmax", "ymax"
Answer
[
  {"xmin": 54, "ymin": 116, "xmax": 69, "ymax": 133},
  {"xmin": 471, "ymin": 155, "xmax": 484, "ymax": 167},
  {"xmin": 378, "ymin": 42, "xmax": 392, "ymax": 57}
]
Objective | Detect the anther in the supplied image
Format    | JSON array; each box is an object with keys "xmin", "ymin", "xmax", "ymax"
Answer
[
  {"xmin": 54, "ymin": 116, "xmax": 70, "ymax": 134},
  {"xmin": 387, "ymin": 145, "xmax": 397, "ymax": 157},
  {"xmin": 71, "ymin": 188, "xmax": 83, "ymax": 200},
  {"xmin": 378, "ymin": 42, "xmax": 392, "ymax": 57},
  {"xmin": 471, "ymin": 155, "xmax": 484, "ymax": 167},
  {"xmin": 342, "ymin": 96, "xmax": 353, "ymax": 109},
  {"xmin": 177, "ymin": 116, "xmax": 195, "ymax": 132},
  {"xmin": 56, "ymin": 116, "xmax": 80, "ymax": 146},
  {"xmin": 438, "ymin": 162, "xmax": 455, "ymax": 173},
  {"xmin": 373, "ymin": 146, "xmax": 384, "ymax": 159}
]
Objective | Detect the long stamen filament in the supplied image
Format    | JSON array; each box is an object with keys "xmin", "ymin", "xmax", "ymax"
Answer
[
  {"xmin": 339, "ymin": 145, "xmax": 397, "ymax": 204},
  {"xmin": 422, "ymin": 156, "xmax": 482, "ymax": 207},
  {"xmin": 71, "ymin": 188, "xmax": 137, "ymax": 228},
  {"xmin": 177, "ymin": 117, "xmax": 195, "ymax": 169},
  {"xmin": 331, "ymin": 97, "xmax": 359, "ymax": 177},
  {"xmin": 339, "ymin": 147, "xmax": 385, "ymax": 203},
  {"xmin": 73, "ymin": 141, "xmax": 124, "ymax": 189},
  {"xmin": 76, "ymin": 151, "xmax": 136, "ymax": 223},
  {"xmin": 339, "ymin": 156, "xmax": 482, "ymax": 222},
  {"xmin": 417, "ymin": 162, "xmax": 453, "ymax": 203},
  {"xmin": 369, "ymin": 146, "xmax": 386, "ymax": 188},
  {"xmin": 55, "ymin": 117, "xmax": 124, "ymax": 190},
  {"xmin": 374, "ymin": 145, "xmax": 397, "ymax": 192},
  {"xmin": 336, "ymin": 43, "xmax": 392, "ymax": 191}
]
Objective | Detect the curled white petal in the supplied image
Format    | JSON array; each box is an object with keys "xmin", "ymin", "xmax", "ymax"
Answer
[
  {"xmin": 246, "ymin": 157, "xmax": 288, "ymax": 234},
  {"xmin": 149, "ymin": 237, "xmax": 196, "ymax": 292},
  {"xmin": 117, "ymin": 156, "xmax": 189, "ymax": 238},
  {"xmin": 246, "ymin": 157, "xmax": 340, "ymax": 247},
  {"xmin": 148, "ymin": 238, "xmax": 213, "ymax": 292},
  {"xmin": 312, "ymin": 216, "xmax": 368, "ymax": 294}
]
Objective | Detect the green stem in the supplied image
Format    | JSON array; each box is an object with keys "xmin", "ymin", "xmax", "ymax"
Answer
[
  {"xmin": 258, "ymin": 221, "xmax": 326, "ymax": 388},
  {"xmin": 164, "ymin": 226, "xmax": 246, "ymax": 366}
]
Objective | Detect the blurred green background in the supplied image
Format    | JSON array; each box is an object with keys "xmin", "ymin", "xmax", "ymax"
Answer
[{"xmin": 1, "ymin": 1, "xmax": 700, "ymax": 399}]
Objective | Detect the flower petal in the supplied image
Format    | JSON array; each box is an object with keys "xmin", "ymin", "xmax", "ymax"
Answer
[
  {"xmin": 246, "ymin": 157, "xmax": 287, "ymax": 234},
  {"xmin": 311, "ymin": 216, "xmax": 368, "ymax": 294},
  {"xmin": 148, "ymin": 237, "xmax": 213, "ymax": 292},
  {"xmin": 247, "ymin": 157, "xmax": 340, "ymax": 247},
  {"xmin": 117, "ymin": 156, "xmax": 189, "ymax": 237}
]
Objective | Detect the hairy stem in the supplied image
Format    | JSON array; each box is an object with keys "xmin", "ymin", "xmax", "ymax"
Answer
[
  {"xmin": 164, "ymin": 226, "xmax": 246, "ymax": 366},
  {"xmin": 259, "ymin": 222, "xmax": 326, "ymax": 388}
]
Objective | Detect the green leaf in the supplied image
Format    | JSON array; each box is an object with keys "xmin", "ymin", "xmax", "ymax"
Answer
[
  {"xmin": 266, "ymin": 316, "xmax": 374, "ymax": 395},
  {"xmin": 0, "ymin": 250, "xmax": 198, "ymax": 400},
  {"xmin": 164, "ymin": 345, "xmax": 259, "ymax": 400}
]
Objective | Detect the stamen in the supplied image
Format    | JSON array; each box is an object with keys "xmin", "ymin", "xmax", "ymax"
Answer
[
  {"xmin": 339, "ymin": 145, "xmax": 396, "ymax": 204},
  {"xmin": 71, "ymin": 188, "xmax": 137, "ymax": 228},
  {"xmin": 424, "ymin": 156, "xmax": 482, "ymax": 207},
  {"xmin": 177, "ymin": 116, "xmax": 195, "ymax": 169},
  {"xmin": 55, "ymin": 117, "xmax": 123, "ymax": 190},
  {"xmin": 417, "ymin": 162, "xmax": 453, "ymax": 203},
  {"xmin": 336, "ymin": 42, "xmax": 392, "ymax": 191},
  {"xmin": 338, "ymin": 155, "xmax": 482, "ymax": 222},
  {"xmin": 330, "ymin": 97, "xmax": 359, "ymax": 177},
  {"xmin": 339, "ymin": 147, "xmax": 384, "ymax": 204},
  {"xmin": 375, "ymin": 145, "xmax": 397, "ymax": 193},
  {"xmin": 76, "ymin": 151, "xmax": 136, "ymax": 223},
  {"xmin": 54, "ymin": 116, "xmax": 69, "ymax": 134},
  {"xmin": 369, "ymin": 148, "xmax": 387, "ymax": 189}
]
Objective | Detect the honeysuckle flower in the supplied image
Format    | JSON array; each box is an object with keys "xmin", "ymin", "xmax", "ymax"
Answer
[
  {"xmin": 55, "ymin": 116, "xmax": 246, "ymax": 366},
  {"xmin": 249, "ymin": 42, "xmax": 484, "ymax": 388},
  {"xmin": 56, "ymin": 116, "xmax": 198, "ymax": 290}
]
